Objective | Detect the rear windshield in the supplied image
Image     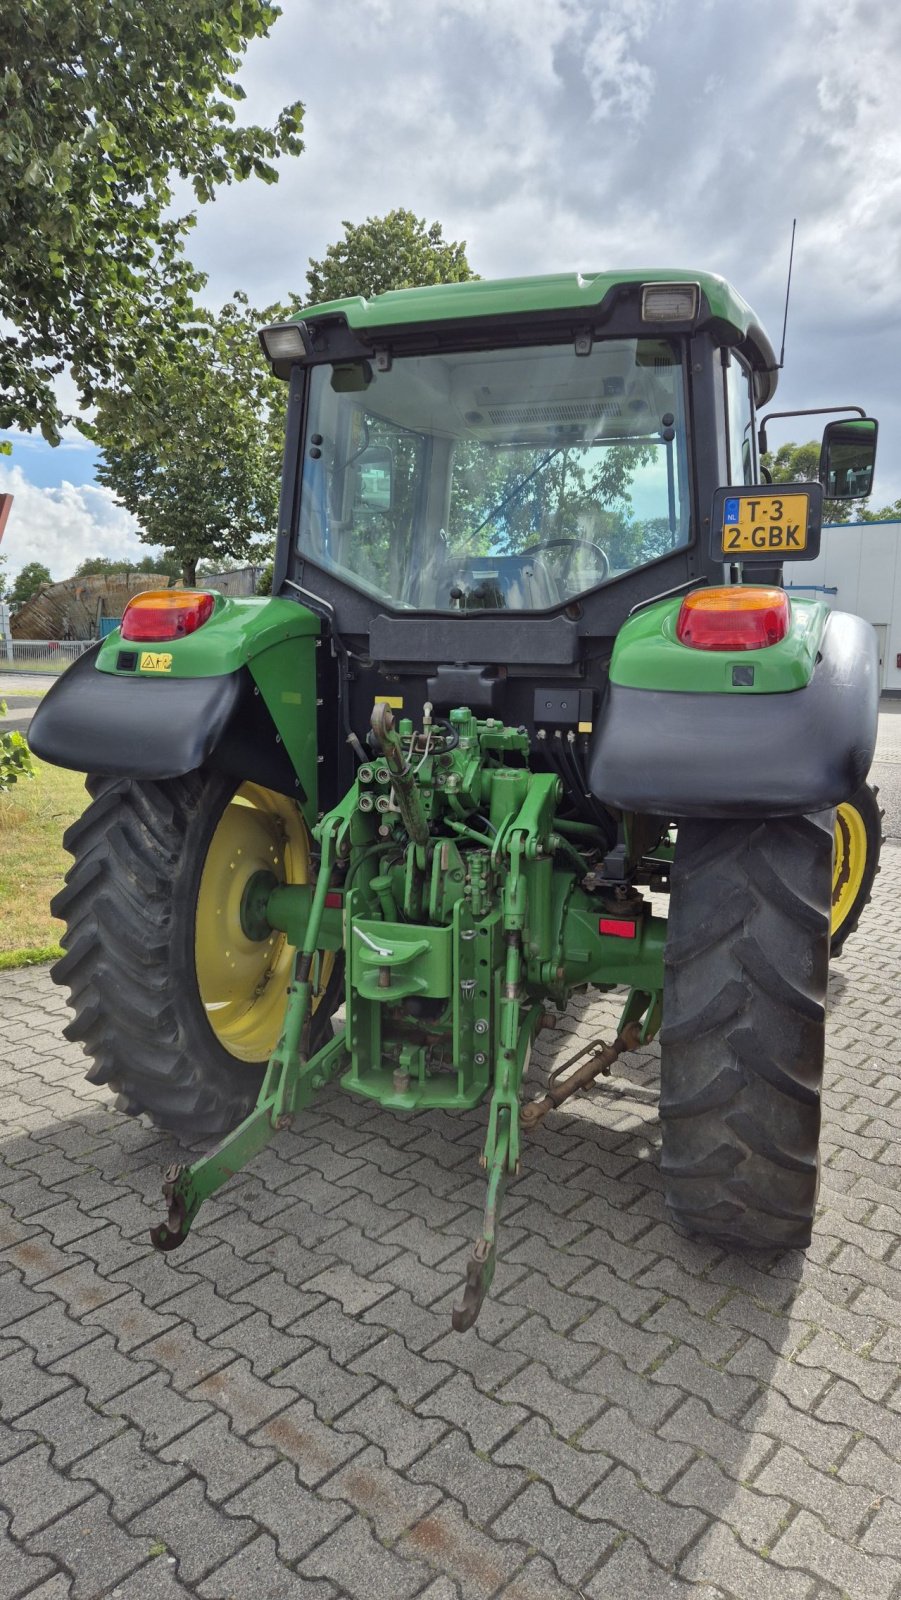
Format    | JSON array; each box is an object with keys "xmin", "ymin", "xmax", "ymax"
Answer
[{"xmin": 297, "ymin": 337, "xmax": 690, "ymax": 612}]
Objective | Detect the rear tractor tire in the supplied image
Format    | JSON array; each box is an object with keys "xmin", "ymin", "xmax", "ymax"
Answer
[
  {"xmin": 52, "ymin": 771, "xmax": 341, "ymax": 1137},
  {"xmin": 659, "ymin": 812, "xmax": 832, "ymax": 1251}
]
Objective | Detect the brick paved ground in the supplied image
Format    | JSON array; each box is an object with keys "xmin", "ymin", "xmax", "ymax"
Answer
[{"xmin": 1, "ymin": 849, "xmax": 899, "ymax": 1598}]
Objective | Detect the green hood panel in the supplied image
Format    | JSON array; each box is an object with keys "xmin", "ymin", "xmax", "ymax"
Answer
[{"xmin": 610, "ymin": 595, "xmax": 828, "ymax": 694}]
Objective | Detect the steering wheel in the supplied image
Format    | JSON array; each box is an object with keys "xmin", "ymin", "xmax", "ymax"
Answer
[{"xmin": 519, "ymin": 536, "xmax": 609, "ymax": 587}]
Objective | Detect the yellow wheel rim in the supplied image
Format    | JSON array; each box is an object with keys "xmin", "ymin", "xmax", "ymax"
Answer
[
  {"xmin": 832, "ymin": 800, "xmax": 868, "ymax": 936},
  {"xmin": 195, "ymin": 783, "xmax": 333, "ymax": 1064}
]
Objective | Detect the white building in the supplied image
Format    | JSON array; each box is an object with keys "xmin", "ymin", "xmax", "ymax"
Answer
[{"xmin": 783, "ymin": 520, "xmax": 901, "ymax": 695}]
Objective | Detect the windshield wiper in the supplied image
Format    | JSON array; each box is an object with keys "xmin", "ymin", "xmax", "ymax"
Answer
[{"xmin": 468, "ymin": 446, "xmax": 562, "ymax": 542}]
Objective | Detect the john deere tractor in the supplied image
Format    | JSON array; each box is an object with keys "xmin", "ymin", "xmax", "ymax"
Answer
[{"xmin": 30, "ymin": 271, "xmax": 882, "ymax": 1329}]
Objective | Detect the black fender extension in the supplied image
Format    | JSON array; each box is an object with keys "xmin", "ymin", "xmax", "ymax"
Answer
[
  {"xmin": 27, "ymin": 646, "xmax": 305, "ymax": 800},
  {"xmin": 587, "ymin": 610, "xmax": 878, "ymax": 818}
]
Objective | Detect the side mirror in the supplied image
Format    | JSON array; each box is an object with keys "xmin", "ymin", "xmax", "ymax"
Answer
[
  {"xmin": 353, "ymin": 445, "xmax": 394, "ymax": 513},
  {"xmin": 819, "ymin": 417, "xmax": 877, "ymax": 500}
]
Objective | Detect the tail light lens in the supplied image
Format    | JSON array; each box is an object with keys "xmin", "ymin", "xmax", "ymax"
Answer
[
  {"xmin": 121, "ymin": 590, "xmax": 215, "ymax": 643},
  {"xmin": 676, "ymin": 587, "xmax": 790, "ymax": 651}
]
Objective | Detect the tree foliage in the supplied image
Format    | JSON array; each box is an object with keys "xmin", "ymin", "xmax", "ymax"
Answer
[
  {"xmin": 762, "ymin": 440, "xmax": 899, "ymax": 524},
  {"xmin": 8, "ymin": 562, "xmax": 52, "ymax": 608},
  {"xmin": 0, "ymin": 712, "xmax": 34, "ymax": 793},
  {"xmin": 92, "ymin": 294, "xmax": 286, "ymax": 585},
  {"xmin": 1, "ymin": 1, "xmax": 303, "ymax": 442},
  {"xmin": 306, "ymin": 210, "xmax": 474, "ymax": 304},
  {"xmin": 70, "ymin": 554, "xmax": 180, "ymax": 579}
]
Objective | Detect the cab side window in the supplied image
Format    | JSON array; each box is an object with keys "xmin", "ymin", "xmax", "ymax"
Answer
[{"xmin": 724, "ymin": 354, "xmax": 756, "ymax": 485}]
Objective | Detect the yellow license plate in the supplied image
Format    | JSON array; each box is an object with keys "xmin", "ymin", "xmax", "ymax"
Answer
[{"xmin": 721, "ymin": 492, "xmax": 809, "ymax": 555}]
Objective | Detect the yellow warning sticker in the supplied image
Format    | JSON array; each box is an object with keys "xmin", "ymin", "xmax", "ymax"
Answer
[
  {"xmin": 374, "ymin": 694, "xmax": 404, "ymax": 708},
  {"xmin": 140, "ymin": 652, "xmax": 173, "ymax": 673}
]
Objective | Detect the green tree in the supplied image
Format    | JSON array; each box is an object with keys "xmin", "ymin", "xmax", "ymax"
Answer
[
  {"xmin": 71, "ymin": 554, "xmax": 181, "ymax": 579},
  {"xmin": 8, "ymin": 561, "xmax": 52, "ymax": 608},
  {"xmin": 306, "ymin": 210, "xmax": 474, "ymax": 304},
  {"xmin": 1, "ymin": 2, "xmax": 303, "ymax": 443},
  {"xmin": 92, "ymin": 294, "xmax": 285, "ymax": 585}
]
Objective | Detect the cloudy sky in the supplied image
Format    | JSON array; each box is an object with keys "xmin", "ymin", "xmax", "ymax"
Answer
[{"xmin": 3, "ymin": 0, "xmax": 900, "ymax": 581}]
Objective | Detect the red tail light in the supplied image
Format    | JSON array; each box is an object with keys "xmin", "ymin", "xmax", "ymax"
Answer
[
  {"xmin": 676, "ymin": 586, "xmax": 790, "ymax": 651},
  {"xmin": 121, "ymin": 590, "xmax": 215, "ymax": 643}
]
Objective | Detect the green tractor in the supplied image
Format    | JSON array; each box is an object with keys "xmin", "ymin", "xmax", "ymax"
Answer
[{"xmin": 30, "ymin": 270, "xmax": 883, "ymax": 1329}]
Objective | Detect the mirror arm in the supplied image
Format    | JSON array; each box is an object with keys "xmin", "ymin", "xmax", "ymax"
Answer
[{"xmin": 757, "ymin": 405, "xmax": 868, "ymax": 456}]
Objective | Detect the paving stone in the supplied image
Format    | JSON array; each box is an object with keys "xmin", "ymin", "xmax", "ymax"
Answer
[
  {"xmin": 418, "ymin": 1372, "xmax": 526, "ymax": 1454},
  {"xmin": 198, "ymin": 1531, "xmax": 338, "ymax": 1599},
  {"xmin": 251, "ymin": 1398, "xmax": 365, "ymax": 1488},
  {"xmin": 12, "ymin": 1381, "xmax": 124, "ymax": 1469},
  {"xmin": 411, "ymin": 1429, "xmax": 527, "ymax": 1525},
  {"xmin": 754, "ymin": 1440, "xmax": 876, "ymax": 1540},
  {"xmin": 70, "ymin": 1426, "xmax": 188, "ymax": 1519},
  {"xmin": 130, "ymin": 1476, "xmax": 256, "ymax": 1584},
  {"xmin": 161, "ymin": 1412, "xmax": 275, "ymax": 1502},
  {"xmin": 302, "ymin": 1262, "xmax": 394, "ymax": 1314},
  {"xmin": 813, "ymin": 1377, "xmax": 901, "ymax": 1457},
  {"xmin": 360, "ymin": 1287, "xmax": 449, "ymax": 1351},
  {"xmin": 189, "ymin": 1356, "xmax": 291, "ymax": 1435},
  {"xmin": 4, "ymin": 1301, "xmax": 97, "ymax": 1365},
  {"xmin": 137, "ymin": 1322, "xmax": 235, "ymax": 1390},
  {"xmin": 2, "ymin": 1230, "xmax": 84, "ymax": 1285},
  {"xmin": 578, "ymin": 1404, "xmax": 693, "ymax": 1492},
  {"xmin": 839, "ymin": 1436, "xmax": 901, "ymax": 1504},
  {"xmin": 108, "ymin": 1372, "xmax": 213, "ymax": 1449},
  {"xmin": 0, "ymin": 1346, "xmax": 71, "ymax": 1420},
  {"xmin": 26, "ymin": 1492, "xmax": 154, "ymax": 1599},
  {"xmin": 500, "ymin": 1553, "xmax": 595, "ymax": 1599},
  {"xmin": 586, "ymin": 1538, "xmax": 725, "ymax": 1599},
  {"xmin": 0, "ymin": 1510, "xmax": 57, "ymax": 1597},
  {"xmin": 156, "ymin": 1278, "xmax": 250, "ymax": 1340},
  {"xmin": 301, "ymin": 1514, "xmax": 431, "ymax": 1600},
  {"xmin": 224, "ymin": 1460, "xmax": 348, "ymax": 1563},
  {"xmin": 426, "ymin": 1328, "xmax": 529, "ymax": 1393},
  {"xmin": 861, "ymin": 1497, "xmax": 901, "ymax": 1559},
  {"xmin": 80, "ymin": 1289, "xmax": 178, "ymax": 1354},
  {"xmin": 670, "ymin": 1456, "xmax": 792, "ymax": 1551},
  {"xmin": 0, "ymin": 1269, "xmax": 54, "ymax": 1325},
  {"xmin": 350, "ymin": 1332, "xmax": 452, "ymax": 1404},
  {"xmin": 15, "ymin": 1576, "xmax": 75, "ymax": 1600},
  {"xmin": 0, "ymin": 1442, "xmax": 91, "ymax": 1536},
  {"xmin": 108, "ymin": 1559, "xmax": 198, "ymax": 1598},
  {"xmin": 337, "ymin": 1386, "xmax": 447, "ymax": 1469},
  {"xmin": 400, "ymin": 1501, "xmax": 525, "ymax": 1599},
  {"xmin": 48, "ymin": 1331, "xmax": 155, "ymax": 1403},
  {"xmin": 499, "ymin": 1312, "xmax": 597, "ymax": 1382},
  {"xmin": 496, "ymin": 1360, "xmax": 604, "ymax": 1437},
  {"xmin": 208, "ymin": 1309, "xmax": 311, "ymax": 1378},
  {"xmin": 771, "ymin": 1507, "xmax": 899, "ymax": 1599},
  {"xmin": 267, "ymin": 1342, "xmax": 376, "ymax": 1422},
  {"xmin": 232, "ymin": 1268, "xmax": 324, "ymax": 1329},
  {"xmin": 493, "ymin": 1481, "xmax": 616, "ymax": 1585},
  {"xmin": 290, "ymin": 1301, "xmax": 384, "ymax": 1364},
  {"xmin": 579, "ymin": 1465, "xmax": 707, "ymax": 1567},
  {"xmin": 574, "ymin": 1352, "xmax": 682, "ymax": 1432}
]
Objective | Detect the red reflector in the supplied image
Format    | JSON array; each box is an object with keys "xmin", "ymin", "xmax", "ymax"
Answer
[
  {"xmin": 676, "ymin": 586, "xmax": 790, "ymax": 651},
  {"xmin": 324, "ymin": 892, "xmax": 343, "ymax": 909},
  {"xmin": 121, "ymin": 589, "xmax": 215, "ymax": 643},
  {"xmin": 599, "ymin": 917, "xmax": 638, "ymax": 939}
]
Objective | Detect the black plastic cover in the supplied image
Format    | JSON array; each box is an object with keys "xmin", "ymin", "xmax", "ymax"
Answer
[
  {"xmin": 27, "ymin": 648, "xmax": 304, "ymax": 798},
  {"xmin": 588, "ymin": 610, "xmax": 878, "ymax": 817}
]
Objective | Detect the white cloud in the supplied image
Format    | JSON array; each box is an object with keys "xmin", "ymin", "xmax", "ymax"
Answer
[{"xmin": 0, "ymin": 464, "xmax": 154, "ymax": 583}]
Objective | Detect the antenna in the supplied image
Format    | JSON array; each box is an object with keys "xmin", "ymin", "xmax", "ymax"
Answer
[{"xmin": 778, "ymin": 218, "xmax": 796, "ymax": 370}]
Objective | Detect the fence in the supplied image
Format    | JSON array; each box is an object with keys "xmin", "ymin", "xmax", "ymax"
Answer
[{"xmin": 1, "ymin": 640, "xmax": 96, "ymax": 673}]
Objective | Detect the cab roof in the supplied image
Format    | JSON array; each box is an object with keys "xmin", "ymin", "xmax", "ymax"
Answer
[{"xmin": 294, "ymin": 269, "xmax": 778, "ymax": 402}]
